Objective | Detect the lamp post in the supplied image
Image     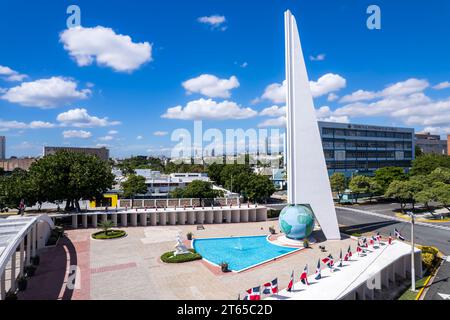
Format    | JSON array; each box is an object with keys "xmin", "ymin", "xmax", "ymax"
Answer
[{"xmin": 407, "ymin": 211, "xmax": 416, "ymax": 291}]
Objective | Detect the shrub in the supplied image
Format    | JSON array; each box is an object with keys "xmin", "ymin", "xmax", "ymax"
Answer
[
  {"xmin": 160, "ymin": 249, "xmax": 202, "ymax": 263},
  {"xmin": 25, "ymin": 265, "xmax": 37, "ymax": 277},
  {"xmin": 303, "ymin": 239, "xmax": 310, "ymax": 248},
  {"xmin": 31, "ymin": 255, "xmax": 40, "ymax": 265},
  {"xmin": 186, "ymin": 232, "xmax": 193, "ymax": 240},
  {"xmin": 18, "ymin": 276, "xmax": 27, "ymax": 291},
  {"xmin": 420, "ymin": 246, "xmax": 440, "ymax": 271},
  {"xmin": 92, "ymin": 230, "xmax": 126, "ymax": 240},
  {"xmin": 220, "ymin": 262, "xmax": 230, "ymax": 273},
  {"xmin": 351, "ymin": 233, "xmax": 362, "ymax": 237},
  {"xmin": 268, "ymin": 226, "xmax": 276, "ymax": 235}
]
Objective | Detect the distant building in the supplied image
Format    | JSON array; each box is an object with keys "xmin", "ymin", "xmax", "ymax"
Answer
[
  {"xmin": 0, "ymin": 157, "xmax": 36, "ymax": 171},
  {"xmin": 43, "ymin": 146, "xmax": 110, "ymax": 161},
  {"xmin": 415, "ymin": 132, "xmax": 448, "ymax": 155},
  {"xmin": 0, "ymin": 136, "xmax": 5, "ymax": 160},
  {"xmin": 319, "ymin": 121, "xmax": 415, "ymax": 177}
]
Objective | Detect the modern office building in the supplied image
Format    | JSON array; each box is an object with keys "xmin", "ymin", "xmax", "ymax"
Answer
[
  {"xmin": 415, "ymin": 132, "xmax": 448, "ymax": 155},
  {"xmin": 0, "ymin": 157, "xmax": 37, "ymax": 171},
  {"xmin": 319, "ymin": 121, "xmax": 415, "ymax": 177},
  {"xmin": 43, "ymin": 146, "xmax": 110, "ymax": 161},
  {"xmin": 0, "ymin": 136, "xmax": 5, "ymax": 160}
]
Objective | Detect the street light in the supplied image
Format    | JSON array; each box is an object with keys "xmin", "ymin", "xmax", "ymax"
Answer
[{"xmin": 407, "ymin": 211, "xmax": 416, "ymax": 291}]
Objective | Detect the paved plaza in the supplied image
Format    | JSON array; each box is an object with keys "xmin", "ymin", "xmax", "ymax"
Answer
[{"xmin": 17, "ymin": 221, "xmax": 357, "ymax": 300}]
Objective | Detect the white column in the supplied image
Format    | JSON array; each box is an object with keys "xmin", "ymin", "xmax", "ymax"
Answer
[
  {"xmin": 256, "ymin": 208, "xmax": 267, "ymax": 221},
  {"xmin": 149, "ymin": 212, "xmax": 157, "ymax": 226},
  {"xmin": 31, "ymin": 225, "xmax": 37, "ymax": 258},
  {"xmin": 140, "ymin": 213, "xmax": 147, "ymax": 226},
  {"xmin": 223, "ymin": 210, "xmax": 231, "ymax": 223},
  {"xmin": 168, "ymin": 211, "xmax": 177, "ymax": 225},
  {"xmin": 196, "ymin": 211, "xmax": 205, "ymax": 224},
  {"xmin": 178, "ymin": 211, "xmax": 186, "ymax": 225},
  {"xmin": 214, "ymin": 210, "xmax": 223, "ymax": 224},
  {"xmin": 19, "ymin": 240, "xmax": 25, "ymax": 276},
  {"xmin": 82, "ymin": 214, "xmax": 88, "ymax": 228},
  {"xmin": 205, "ymin": 210, "xmax": 214, "ymax": 224},
  {"xmin": 187, "ymin": 211, "xmax": 196, "ymax": 225},
  {"xmin": 10, "ymin": 251, "xmax": 16, "ymax": 292},
  {"xmin": 101, "ymin": 214, "xmax": 107, "ymax": 223},
  {"xmin": 240, "ymin": 209, "xmax": 249, "ymax": 222},
  {"xmin": 26, "ymin": 232, "xmax": 31, "ymax": 266},
  {"xmin": 131, "ymin": 213, "xmax": 138, "ymax": 226},
  {"xmin": 112, "ymin": 213, "xmax": 118, "ymax": 226},
  {"xmin": 72, "ymin": 215, "xmax": 78, "ymax": 229},
  {"xmin": 159, "ymin": 212, "xmax": 167, "ymax": 225},
  {"xmin": 0, "ymin": 270, "xmax": 5, "ymax": 300},
  {"xmin": 231, "ymin": 209, "xmax": 240, "ymax": 223},
  {"xmin": 249, "ymin": 209, "xmax": 257, "ymax": 222},
  {"xmin": 92, "ymin": 214, "xmax": 98, "ymax": 228},
  {"xmin": 121, "ymin": 213, "xmax": 128, "ymax": 227}
]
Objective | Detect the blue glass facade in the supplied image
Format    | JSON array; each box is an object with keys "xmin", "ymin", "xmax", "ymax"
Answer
[{"xmin": 318, "ymin": 121, "xmax": 415, "ymax": 177}]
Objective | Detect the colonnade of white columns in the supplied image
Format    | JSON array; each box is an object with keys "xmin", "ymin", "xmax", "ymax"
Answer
[
  {"xmin": 1, "ymin": 224, "xmax": 38, "ymax": 300},
  {"xmin": 67, "ymin": 206, "xmax": 268, "ymax": 229}
]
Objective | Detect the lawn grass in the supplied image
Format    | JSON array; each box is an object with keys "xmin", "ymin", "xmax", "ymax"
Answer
[
  {"xmin": 397, "ymin": 274, "xmax": 430, "ymax": 300},
  {"xmin": 92, "ymin": 230, "xmax": 127, "ymax": 240}
]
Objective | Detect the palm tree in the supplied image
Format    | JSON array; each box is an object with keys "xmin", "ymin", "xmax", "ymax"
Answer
[{"xmin": 98, "ymin": 220, "xmax": 115, "ymax": 236}]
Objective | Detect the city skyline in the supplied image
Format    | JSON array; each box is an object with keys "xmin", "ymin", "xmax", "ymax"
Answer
[{"xmin": 1, "ymin": 0, "xmax": 450, "ymax": 158}]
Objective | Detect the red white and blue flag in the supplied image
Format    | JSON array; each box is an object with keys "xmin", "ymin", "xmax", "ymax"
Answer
[
  {"xmin": 244, "ymin": 286, "xmax": 261, "ymax": 300},
  {"xmin": 287, "ymin": 271, "xmax": 294, "ymax": 292},
  {"xmin": 376, "ymin": 232, "xmax": 382, "ymax": 242},
  {"xmin": 322, "ymin": 254, "xmax": 334, "ymax": 269},
  {"xmin": 300, "ymin": 265, "xmax": 309, "ymax": 285},
  {"xmin": 314, "ymin": 259, "xmax": 321, "ymax": 280},
  {"xmin": 262, "ymin": 278, "xmax": 278, "ymax": 295},
  {"xmin": 356, "ymin": 245, "xmax": 363, "ymax": 255},
  {"xmin": 395, "ymin": 228, "xmax": 405, "ymax": 241}
]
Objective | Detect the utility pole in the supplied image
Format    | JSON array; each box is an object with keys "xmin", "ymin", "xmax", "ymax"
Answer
[{"xmin": 408, "ymin": 211, "xmax": 416, "ymax": 291}]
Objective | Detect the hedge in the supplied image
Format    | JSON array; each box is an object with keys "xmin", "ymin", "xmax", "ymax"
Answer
[
  {"xmin": 92, "ymin": 230, "xmax": 127, "ymax": 240},
  {"xmin": 161, "ymin": 249, "xmax": 202, "ymax": 263}
]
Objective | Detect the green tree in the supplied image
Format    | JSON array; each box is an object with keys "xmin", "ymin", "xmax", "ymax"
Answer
[
  {"xmin": 410, "ymin": 154, "xmax": 450, "ymax": 176},
  {"xmin": 98, "ymin": 220, "xmax": 115, "ymax": 235},
  {"xmin": 348, "ymin": 175, "xmax": 371, "ymax": 203},
  {"xmin": 330, "ymin": 172, "xmax": 347, "ymax": 203},
  {"xmin": 29, "ymin": 151, "xmax": 115, "ymax": 211},
  {"xmin": 431, "ymin": 182, "xmax": 450, "ymax": 213},
  {"xmin": 385, "ymin": 180, "xmax": 422, "ymax": 212},
  {"xmin": 243, "ymin": 174, "xmax": 276, "ymax": 203},
  {"xmin": 374, "ymin": 167, "xmax": 406, "ymax": 193},
  {"xmin": 414, "ymin": 189, "xmax": 436, "ymax": 215},
  {"xmin": 121, "ymin": 174, "xmax": 147, "ymax": 206},
  {"xmin": 220, "ymin": 164, "xmax": 252, "ymax": 193},
  {"xmin": 206, "ymin": 163, "xmax": 225, "ymax": 185},
  {"xmin": 178, "ymin": 180, "xmax": 223, "ymax": 206},
  {"xmin": 415, "ymin": 145, "xmax": 424, "ymax": 158}
]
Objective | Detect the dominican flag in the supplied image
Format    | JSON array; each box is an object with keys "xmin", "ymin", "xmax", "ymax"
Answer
[
  {"xmin": 244, "ymin": 286, "xmax": 261, "ymax": 300},
  {"xmin": 347, "ymin": 245, "xmax": 353, "ymax": 258},
  {"xmin": 394, "ymin": 228, "xmax": 405, "ymax": 241},
  {"xmin": 369, "ymin": 237, "xmax": 374, "ymax": 246},
  {"xmin": 356, "ymin": 245, "xmax": 362, "ymax": 255},
  {"xmin": 322, "ymin": 254, "xmax": 334, "ymax": 269},
  {"xmin": 338, "ymin": 249, "xmax": 343, "ymax": 267},
  {"xmin": 376, "ymin": 232, "xmax": 382, "ymax": 242},
  {"xmin": 361, "ymin": 237, "xmax": 368, "ymax": 248},
  {"xmin": 314, "ymin": 259, "xmax": 322, "ymax": 280},
  {"xmin": 287, "ymin": 271, "xmax": 294, "ymax": 292},
  {"xmin": 262, "ymin": 278, "xmax": 278, "ymax": 295},
  {"xmin": 300, "ymin": 265, "xmax": 309, "ymax": 285},
  {"xmin": 388, "ymin": 233, "xmax": 393, "ymax": 245},
  {"xmin": 344, "ymin": 252, "xmax": 349, "ymax": 262}
]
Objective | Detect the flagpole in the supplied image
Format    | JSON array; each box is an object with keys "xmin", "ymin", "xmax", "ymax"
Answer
[{"xmin": 410, "ymin": 212, "xmax": 416, "ymax": 291}]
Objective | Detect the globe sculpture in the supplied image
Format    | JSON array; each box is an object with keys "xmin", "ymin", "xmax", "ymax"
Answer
[{"xmin": 279, "ymin": 204, "xmax": 315, "ymax": 240}]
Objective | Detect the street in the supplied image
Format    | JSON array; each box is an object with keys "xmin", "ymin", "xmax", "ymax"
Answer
[{"xmin": 335, "ymin": 207, "xmax": 450, "ymax": 300}]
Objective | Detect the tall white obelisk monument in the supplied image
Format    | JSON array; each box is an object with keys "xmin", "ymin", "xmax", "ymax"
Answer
[{"xmin": 284, "ymin": 10, "xmax": 341, "ymax": 240}]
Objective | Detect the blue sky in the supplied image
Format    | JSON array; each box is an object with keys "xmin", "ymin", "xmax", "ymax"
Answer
[{"xmin": 1, "ymin": 0, "xmax": 450, "ymax": 158}]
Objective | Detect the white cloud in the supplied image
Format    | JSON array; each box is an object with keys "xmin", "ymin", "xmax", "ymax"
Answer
[
  {"xmin": 98, "ymin": 135, "xmax": 114, "ymax": 141},
  {"xmin": 2, "ymin": 77, "xmax": 90, "ymax": 108},
  {"xmin": 259, "ymin": 105, "xmax": 286, "ymax": 117},
  {"xmin": 153, "ymin": 131, "xmax": 168, "ymax": 136},
  {"xmin": 258, "ymin": 116, "xmax": 286, "ymax": 128},
  {"xmin": 339, "ymin": 78, "xmax": 430, "ymax": 104},
  {"xmin": 420, "ymin": 126, "xmax": 450, "ymax": 136},
  {"xmin": 59, "ymin": 26, "xmax": 152, "ymax": 73},
  {"xmin": 433, "ymin": 81, "xmax": 450, "ymax": 90},
  {"xmin": 0, "ymin": 65, "xmax": 27, "ymax": 82},
  {"xmin": 240, "ymin": 62, "xmax": 248, "ymax": 68},
  {"xmin": 327, "ymin": 93, "xmax": 339, "ymax": 102},
  {"xmin": 136, "ymin": 135, "xmax": 144, "ymax": 140},
  {"xmin": 162, "ymin": 98, "xmax": 257, "ymax": 120},
  {"xmin": 310, "ymin": 73, "xmax": 347, "ymax": 98},
  {"xmin": 197, "ymin": 15, "xmax": 226, "ymax": 29},
  {"xmin": 63, "ymin": 130, "xmax": 92, "ymax": 139},
  {"xmin": 0, "ymin": 119, "xmax": 55, "ymax": 131},
  {"xmin": 108, "ymin": 130, "xmax": 118, "ymax": 135},
  {"xmin": 57, "ymin": 108, "xmax": 120, "ymax": 127},
  {"xmin": 182, "ymin": 74, "xmax": 239, "ymax": 98},
  {"xmin": 261, "ymin": 73, "xmax": 347, "ymax": 104},
  {"xmin": 309, "ymin": 54, "xmax": 326, "ymax": 61}
]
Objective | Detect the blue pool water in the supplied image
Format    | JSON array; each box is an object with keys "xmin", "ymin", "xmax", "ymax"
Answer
[{"xmin": 193, "ymin": 235, "xmax": 299, "ymax": 272}]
